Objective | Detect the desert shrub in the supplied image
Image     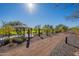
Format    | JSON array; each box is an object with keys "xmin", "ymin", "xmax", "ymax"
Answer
[
  {"xmin": 0, "ymin": 43, "xmax": 2, "ymax": 47},
  {"xmin": 70, "ymin": 27, "xmax": 79, "ymax": 35},
  {"xmin": 12, "ymin": 37, "xmax": 25, "ymax": 44},
  {"xmin": 21, "ymin": 36, "xmax": 26, "ymax": 41},
  {"xmin": 55, "ymin": 24, "xmax": 68, "ymax": 33},
  {"xmin": 0, "ymin": 40, "xmax": 5, "ymax": 46},
  {"xmin": 3, "ymin": 38, "xmax": 10, "ymax": 45},
  {"xmin": 0, "ymin": 38, "xmax": 10, "ymax": 46}
]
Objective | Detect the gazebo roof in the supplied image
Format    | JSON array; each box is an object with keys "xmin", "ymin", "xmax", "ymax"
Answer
[{"xmin": 13, "ymin": 25, "xmax": 27, "ymax": 28}]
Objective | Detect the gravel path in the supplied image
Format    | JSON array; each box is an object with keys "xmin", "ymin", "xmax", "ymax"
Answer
[
  {"xmin": 50, "ymin": 33, "xmax": 79, "ymax": 56},
  {"xmin": 0, "ymin": 33, "xmax": 67, "ymax": 56}
]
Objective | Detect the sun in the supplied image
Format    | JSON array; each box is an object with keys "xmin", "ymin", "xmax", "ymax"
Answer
[{"xmin": 27, "ymin": 3, "xmax": 36, "ymax": 13}]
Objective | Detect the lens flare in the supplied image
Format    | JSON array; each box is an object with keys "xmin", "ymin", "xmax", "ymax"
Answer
[{"xmin": 27, "ymin": 3, "xmax": 36, "ymax": 13}]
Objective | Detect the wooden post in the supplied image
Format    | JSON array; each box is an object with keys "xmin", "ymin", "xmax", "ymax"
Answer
[{"xmin": 65, "ymin": 36, "xmax": 68, "ymax": 44}]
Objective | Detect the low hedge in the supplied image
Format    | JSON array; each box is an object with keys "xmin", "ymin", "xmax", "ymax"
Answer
[
  {"xmin": 0, "ymin": 37, "xmax": 26, "ymax": 47},
  {"xmin": 0, "ymin": 38, "xmax": 10, "ymax": 46},
  {"xmin": 12, "ymin": 37, "xmax": 26, "ymax": 44}
]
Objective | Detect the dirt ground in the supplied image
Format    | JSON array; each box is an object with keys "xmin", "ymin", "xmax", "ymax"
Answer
[{"xmin": 0, "ymin": 33, "xmax": 68, "ymax": 56}]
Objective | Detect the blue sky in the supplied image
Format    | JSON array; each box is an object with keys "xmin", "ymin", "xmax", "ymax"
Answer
[{"xmin": 0, "ymin": 3, "xmax": 79, "ymax": 27}]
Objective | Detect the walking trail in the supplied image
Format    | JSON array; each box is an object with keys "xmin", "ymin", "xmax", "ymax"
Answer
[{"xmin": 0, "ymin": 33, "xmax": 68, "ymax": 56}]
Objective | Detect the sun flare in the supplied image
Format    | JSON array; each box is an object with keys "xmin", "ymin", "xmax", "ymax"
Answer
[{"xmin": 27, "ymin": 3, "xmax": 36, "ymax": 13}]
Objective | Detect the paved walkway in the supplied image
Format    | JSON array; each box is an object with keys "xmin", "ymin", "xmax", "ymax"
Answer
[
  {"xmin": 0, "ymin": 33, "xmax": 67, "ymax": 56},
  {"xmin": 0, "ymin": 34, "xmax": 34, "ymax": 40}
]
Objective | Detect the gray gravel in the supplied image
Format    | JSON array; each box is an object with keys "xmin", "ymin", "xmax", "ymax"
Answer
[{"xmin": 50, "ymin": 34, "xmax": 79, "ymax": 56}]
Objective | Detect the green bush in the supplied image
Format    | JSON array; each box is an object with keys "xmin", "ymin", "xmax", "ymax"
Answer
[
  {"xmin": 2, "ymin": 38, "xmax": 10, "ymax": 46},
  {"xmin": 12, "ymin": 37, "xmax": 25, "ymax": 44}
]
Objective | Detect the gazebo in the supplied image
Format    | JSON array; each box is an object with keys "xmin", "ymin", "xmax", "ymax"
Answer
[{"xmin": 13, "ymin": 25, "xmax": 27, "ymax": 37}]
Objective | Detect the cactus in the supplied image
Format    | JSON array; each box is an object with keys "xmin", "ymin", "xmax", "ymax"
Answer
[
  {"xmin": 23, "ymin": 27, "xmax": 25, "ymax": 37},
  {"xmin": 28, "ymin": 28, "xmax": 31, "ymax": 40},
  {"xmin": 46, "ymin": 29, "xmax": 49, "ymax": 36},
  {"xmin": 38, "ymin": 28, "xmax": 41, "ymax": 37},
  {"xmin": 26, "ymin": 28, "xmax": 31, "ymax": 48},
  {"xmin": 30, "ymin": 28, "xmax": 32, "ymax": 37}
]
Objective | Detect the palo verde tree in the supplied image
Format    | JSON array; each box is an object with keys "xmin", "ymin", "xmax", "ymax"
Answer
[
  {"xmin": 3, "ymin": 21, "xmax": 27, "ymax": 35},
  {"xmin": 55, "ymin": 24, "xmax": 68, "ymax": 33},
  {"xmin": 34, "ymin": 26, "xmax": 38, "ymax": 35},
  {"xmin": 2, "ymin": 25, "xmax": 15, "ymax": 37},
  {"xmin": 53, "ymin": 3, "xmax": 79, "ymax": 34},
  {"xmin": 2, "ymin": 25, "xmax": 15, "ymax": 43},
  {"xmin": 48, "ymin": 25, "xmax": 54, "ymax": 34},
  {"xmin": 70, "ymin": 26, "xmax": 79, "ymax": 35},
  {"xmin": 50, "ymin": 3, "xmax": 79, "ymax": 21},
  {"xmin": 42, "ymin": 25, "xmax": 51, "ymax": 36},
  {"xmin": 3, "ymin": 21, "xmax": 25, "ymax": 26},
  {"xmin": 34, "ymin": 25, "xmax": 41, "ymax": 37}
]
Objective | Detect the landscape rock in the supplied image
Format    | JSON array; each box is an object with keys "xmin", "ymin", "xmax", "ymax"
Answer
[
  {"xmin": 50, "ymin": 40, "xmax": 78, "ymax": 56},
  {"xmin": 67, "ymin": 34, "xmax": 79, "ymax": 49}
]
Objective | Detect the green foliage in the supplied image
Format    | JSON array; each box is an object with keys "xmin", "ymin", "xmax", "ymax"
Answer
[
  {"xmin": 2, "ymin": 38, "xmax": 10, "ymax": 46},
  {"xmin": 0, "ymin": 25, "xmax": 15, "ymax": 35},
  {"xmin": 70, "ymin": 27, "xmax": 79, "ymax": 34},
  {"xmin": 55, "ymin": 24, "xmax": 68, "ymax": 33},
  {"xmin": 12, "ymin": 37, "xmax": 25, "ymax": 44},
  {"xmin": 3, "ymin": 21, "xmax": 26, "ymax": 26},
  {"xmin": 42, "ymin": 25, "xmax": 54, "ymax": 35},
  {"xmin": 0, "ymin": 20, "xmax": 69, "ymax": 36}
]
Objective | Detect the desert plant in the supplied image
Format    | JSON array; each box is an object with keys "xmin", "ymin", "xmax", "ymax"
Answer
[
  {"xmin": 42, "ymin": 25, "xmax": 50, "ymax": 36},
  {"xmin": 12, "ymin": 37, "xmax": 24, "ymax": 44},
  {"xmin": 0, "ymin": 38, "xmax": 10, "ymax": 46},
  {"xmin": 55, "ymin": 24, "xmax": 68, "ymax": 33},
  {"xmin": 2, "ymin": 25, "xmax": 15, "ymax": 37},
  {"xmin": 26, "ymin": 28, "xmax": 31, "ymax": 48}
]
